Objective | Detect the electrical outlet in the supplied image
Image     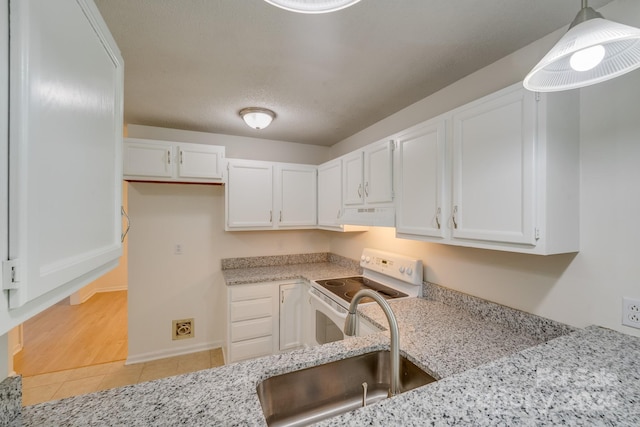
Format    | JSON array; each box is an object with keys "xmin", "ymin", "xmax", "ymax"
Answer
[
  {"xmin": 174, "ymin": 244, "xmax": 183, "ymax": 255},
  {"xmin": 622, "ymin": 297, "xmax": 640, "ymax": 329},
  {"xmin": 173, "ymin": 318, "xmax": 194, "ymax": 340}
]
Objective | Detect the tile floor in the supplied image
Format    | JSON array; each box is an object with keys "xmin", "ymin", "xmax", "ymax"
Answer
[{"xmin": 22, "ymin": 348, "xmax": 225, "ymax": 406}]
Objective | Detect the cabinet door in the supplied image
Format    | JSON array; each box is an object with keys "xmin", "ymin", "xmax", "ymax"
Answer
[
  {"xmin": 279, "ymin": 283, "xmax": 304, "ymax": 352},
  {"xmin": 5, "ymin": 0, "xmax": 123, "ymax": 313},
  {"xmin": 123, "ymin": 139, "xmax": 174, "ymax": 179},
  {"xmin": 342, "ymin": 151, "xmax": 364, "ymax": 206},
  {"xmin": 396, "ymin": 119, "xmax": 447, "ymax": 238},
  {"xmin": 178, "ymin": 144, "xmax": 224, "ymax": 180},
  {"xmin": 317, "ymin": 159, "xmax": 342, "ymax": 228},
  {"xmin": 226, "ymin": 160, "xmax": 273, "ymax": 228},
  {"xmin": 277, "ymin": 165, "xmax": 317, "ymax": 227},
  {"xmin": 452, "ymin": 87, "xmax": 536, "ymax": 245},
  {"xmin": 364, "ymin": 140, "xmax": 394, "ymax": 204}
]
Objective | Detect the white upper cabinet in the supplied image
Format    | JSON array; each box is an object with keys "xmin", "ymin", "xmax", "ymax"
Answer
[
  {"xmin": 123, "ymin": 138, "xmax": 225, "ymax": 183},
  {"xmin": 343, "ymin": 140, "xmax": 394, "ymax": 206},
  {"xmin": 277, "ymin": 164, "xmax": 317, "ymax": 227},
  {"xmin": 226, "ymin": 159, "xmax": 316, "ymax": 231},
  {"xmin": 340, "ymin": 139, "xmax": 395, "ymax": 226},
  {"xmin": 395, "ymin": 117, "xmax": 447, "ymax": 239},
  {"xmin": 2, "ymin": 0, "xmax": 124, "ymax": 331},
  {"xmin": 363, "ymin": 140, "xmax": 395, "ymax": 204},
  {"xmin": 396, "ymin": 83, "xmax": 579, "ymax": 255},
  {"xmin": 318, "ymin": 159, "xmax": 343, "ymax": 228},
  {"xmin": 226, "ymin": 160, "xmax": 274, "ymax": 229},
  {"xmin": 451, "ymin": 87, "xmax": 536, "ymax": 245},
  {"xmin": 317, "ymin": 159, "xmax": 368, "ymax": 232}
]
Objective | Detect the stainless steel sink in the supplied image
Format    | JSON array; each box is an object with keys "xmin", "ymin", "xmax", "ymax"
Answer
[{"xmin": 256, "ymin": 350, "xmax": 437, "ymax": 427}]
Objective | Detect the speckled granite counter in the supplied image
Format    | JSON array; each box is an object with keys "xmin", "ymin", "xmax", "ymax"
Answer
[
  {"xmin": 222, "ymin": 252, "xmax": 362, "ymax": 285},
  {"xmin": 18, "ymin": 254, "xmax": 639, "ymax": 425},
  {"xmin": 22, "ymin": 292, "xmax": 640, "ymax": 426}
]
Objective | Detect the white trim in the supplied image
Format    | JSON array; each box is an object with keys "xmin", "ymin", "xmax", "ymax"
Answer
[{"xmin": 125, "ymin": 340, "xmax": 225, "ymax": 365}]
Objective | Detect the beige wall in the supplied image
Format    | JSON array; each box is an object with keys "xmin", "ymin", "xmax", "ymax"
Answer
[
  {"xmin": 328, "ymin": 0, "xmax": 640, "ymax": 338},
  {"xmin": 125, "ymin": 126, "xmax": 331, "ymax": 362}
]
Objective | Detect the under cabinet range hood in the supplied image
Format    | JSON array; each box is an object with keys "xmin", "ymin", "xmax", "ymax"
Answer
[{"xmin": 338, "ymin": 206, "xmax": 395, "ymax": 227}]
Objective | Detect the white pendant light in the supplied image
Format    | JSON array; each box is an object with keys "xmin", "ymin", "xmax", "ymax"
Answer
[
  {"xmin": 239, "ymin": 107, "xmax": 276, "ymax": 130},
  {"xmin": 524, "ymin": 0, "xmax": 640, "ymax": 92},
  {"xmin": 263, "ymin": 0, "xmax": 362, "ymax": 14}
]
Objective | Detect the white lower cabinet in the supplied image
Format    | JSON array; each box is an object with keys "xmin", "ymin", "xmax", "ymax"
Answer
[
  {"xmin": 227, "ymin": 281, "xmax": 306, "ymax": 363},
  {"xmin": 279, "ymin": 283, "xmax": 305, "ymax": 352},
  {"xmin": 227, "ymin": 282, "xmax": 276, "ymax": 363},
  {"xmin": 395, "ymin": 82, "xmax": 579, "ymax": 255}
]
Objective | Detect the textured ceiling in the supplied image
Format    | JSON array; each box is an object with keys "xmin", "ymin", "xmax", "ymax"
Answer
[{"xmin": 94, "ymin": 0, "xmax": 613, "ymax": 146}]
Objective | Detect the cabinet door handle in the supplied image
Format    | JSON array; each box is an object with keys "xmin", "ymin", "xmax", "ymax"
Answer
[
  {"xmin": 337, "ymin": 209, "xmax": 341, "ymax": 219},
  {"xmin": 167, "ymin": 150, "xmax": 171, "ymax": 165},
  {"xmin": 452, "ymin": 205, "xmax": 458, "ymax": 229},
  {"xmin": 364, "ymin": 182, "xmax": 369, "ymax": 197},
  {"xmin": 270, "ymin": 210, "xmax": 272, "ymax": 223},
  {"xmin": 281, "ymin": 290, "xmax": 284, "ymax": 304},
  {"xmin": 180, "ymin": 150, "xmax": 183, "ymax": 164},
  {"xmin": 435, "ymin": 207, "xmax": 441, "ymax": 229},
  {"xmin": 357, "ymin": 184, "xmax": 363, "ymax": 198},
  {"xmin": 279, "ymin": 211, "xmax": 282, "ymax": 222}
]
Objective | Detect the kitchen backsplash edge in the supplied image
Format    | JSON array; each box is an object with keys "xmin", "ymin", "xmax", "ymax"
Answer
[
  {"xmin": 0, "ymin": 375, "xmax": 22, "ymax": 426},
  {"xmin": 221, "ymin": 252, "xmax": 360, "ymax": 271},
  {"xmin": 423, "ymin": 281, "xmax": 577, "ymax": 342}
]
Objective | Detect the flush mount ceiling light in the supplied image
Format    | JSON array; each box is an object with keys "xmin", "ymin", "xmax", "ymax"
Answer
[
  {"xmin": 524, "ymin": 0, "xmax": 640, "ymax": 92},
  {"xmin": 239, "ymin": 107, "xmax": 276, "ymax": 130},
  {"xmin": 263, "ymin": 0, "xmax": 362, "ymax": 14}
]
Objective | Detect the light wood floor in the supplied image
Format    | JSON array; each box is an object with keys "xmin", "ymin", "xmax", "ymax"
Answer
[{"xmin": 14, "ymin": 291, "xmax": 128, "ymax": 377}]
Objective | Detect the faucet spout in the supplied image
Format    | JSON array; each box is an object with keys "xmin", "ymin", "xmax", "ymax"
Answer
[{"xmin": 343, "ymin": 289, "xmax": 401, "ymax": 396}]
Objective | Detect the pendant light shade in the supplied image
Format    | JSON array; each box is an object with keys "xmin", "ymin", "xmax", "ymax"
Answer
[
  {"xmin": 239, "ymin": 107, "xmax": 275, "ymax": 130},
  {"xmin": 524, "ymin": 2, "xmax": 640, "ymax": 92},
  {"xmin": 263, "ymin": 0, "xmax": 362, "ymax": 14}
]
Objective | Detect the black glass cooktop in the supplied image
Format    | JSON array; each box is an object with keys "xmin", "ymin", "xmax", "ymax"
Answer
[{"xmin": 314, "ymin": 276, "xmax": 407, "ymax": 304}]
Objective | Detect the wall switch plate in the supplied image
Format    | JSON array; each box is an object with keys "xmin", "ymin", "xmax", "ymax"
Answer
[
  {"xmin": 174, "ymin": 244, "xmax": 183, "ymax": 255},
  {"xmin": 622, "ymin": 297, "xmax": 640, "ymax": 329}
]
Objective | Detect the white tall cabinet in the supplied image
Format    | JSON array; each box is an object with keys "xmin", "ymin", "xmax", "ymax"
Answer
[{"xmin": 1, "ymin": 0, "xmax": 124, "ymax": 334}]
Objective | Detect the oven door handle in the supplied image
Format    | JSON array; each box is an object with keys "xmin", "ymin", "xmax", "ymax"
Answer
[{"xmin": 308, "ymin": 289, "xmax": 348, "ymax": 319}]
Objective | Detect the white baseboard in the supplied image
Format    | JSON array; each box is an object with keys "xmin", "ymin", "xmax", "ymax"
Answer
[{"xmin": 125, "ymin": 340, "xmax": 225, "ymax": 365}]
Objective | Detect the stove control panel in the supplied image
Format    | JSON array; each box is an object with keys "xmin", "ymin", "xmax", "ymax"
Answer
[{"xmin": 360, "ymin": 248, "xmax": 423, "ymax": 285}]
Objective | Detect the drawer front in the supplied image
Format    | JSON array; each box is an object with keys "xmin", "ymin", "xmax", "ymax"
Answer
[
  {"xmin": 230, "ymin": 336, "xmax": 273, "ymax": 362},
  {"xmin": 231, "ymin": 317, "xmax": 273, "ymax": 342},
  {"xmin": 230, "ymin": 298, "xmax": 272, "ymax": 322},
  {"xmin": 230, "ymin": 284, "xmax": 274, "ymax": 302}
]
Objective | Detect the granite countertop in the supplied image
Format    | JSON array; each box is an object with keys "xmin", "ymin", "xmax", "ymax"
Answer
[
  {"xmin": 222, "ymin": 261, "xmax": 361, "ymax": 285},
  {"xmin": 20, "ymin": 256, "xmax": 640, "ymax": 425},
  {"xmin": 22, "ymin": 294, "xmax": 640, "ymax": 426}
]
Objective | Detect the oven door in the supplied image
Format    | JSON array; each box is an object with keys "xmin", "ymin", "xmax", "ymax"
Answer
[{"xmin": 308, "ymin": 288, "xmax": 348, "ymax": 346}]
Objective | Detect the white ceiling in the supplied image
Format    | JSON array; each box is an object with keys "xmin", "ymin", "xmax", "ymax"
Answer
[{"xmin": 94, "ymin": 0, "xmax": 613, "ymax": 146}]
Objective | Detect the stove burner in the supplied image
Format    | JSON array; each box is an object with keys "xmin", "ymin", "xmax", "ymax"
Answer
[
  {"xmin": 315, "ymin": 276, "xmax": 408, "ymax": 305},
  {"xmin": 323, "ymin": 280, "xmax": 346, "ymax": 287}
]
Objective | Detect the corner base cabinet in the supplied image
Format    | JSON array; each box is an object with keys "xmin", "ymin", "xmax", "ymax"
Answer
[
  {"xmin": 226, "ymin": 281, "xmax": 306, "ymax": 363},
  {"xmin": 395, "ymin": 83, "xmax": 580, "ymax": 255}
]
